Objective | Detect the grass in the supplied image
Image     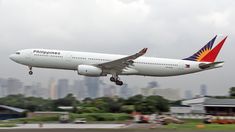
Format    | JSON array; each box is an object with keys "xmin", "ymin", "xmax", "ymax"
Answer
[
  {"xmin": 70, "ymin": 113, "xmax": 132, "ymax": 121},
  {"xmin": 0, "ymin": 115, "xmax": 59, "ymax": 124},
  {"xmin": 1, "ymin": 116, "xmax": 235, "ymax": 130},
  {"xmin": 164, "ymin": 119, "xmax": 235, "ymax": 130},
  {"xmin": 0, "ymin": 124, "xmax": 16, "ymax": 127},
  {"xmin": 0, "ymin": 113, "xmax": 131, "ymax": 124}
]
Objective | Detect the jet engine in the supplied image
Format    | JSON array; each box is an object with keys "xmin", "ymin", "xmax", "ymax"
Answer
[{"xmin": 77, "ymin": 65, "xmax": 103, "ymax": 76}]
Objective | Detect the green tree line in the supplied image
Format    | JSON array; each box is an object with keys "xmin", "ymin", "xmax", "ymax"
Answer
[{"xmin": 0, "ymin": 94, "xmax": 169, "ymax": 114}]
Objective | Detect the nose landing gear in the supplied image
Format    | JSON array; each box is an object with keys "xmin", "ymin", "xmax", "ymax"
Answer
[{"xmin": 28, "ymin": 66, "xmax": 33, "ymax": 75}]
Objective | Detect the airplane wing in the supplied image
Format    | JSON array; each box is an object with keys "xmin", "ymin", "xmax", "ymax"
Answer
[{"xmin": 96, "ymin": 48, "xmax": 148, "ymax": 73}]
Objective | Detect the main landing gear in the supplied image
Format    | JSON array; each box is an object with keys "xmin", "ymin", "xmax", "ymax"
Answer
[
  {"xmin": 110, "ymin": 76, "xmax": 123, "ymax": 86},
  {"xmin": 28, "ymin": 66, "xmax": 33, "ymax": 75}
]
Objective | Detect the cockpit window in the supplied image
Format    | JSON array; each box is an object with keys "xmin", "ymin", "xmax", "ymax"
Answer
[{"xmin": 16, "ymin": 52, "xmax": 20, "ymax": 55}]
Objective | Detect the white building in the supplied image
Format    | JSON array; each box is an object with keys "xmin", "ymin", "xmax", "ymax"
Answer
[
  {"xmin": 182, "ymin": 97, "xmax": 208, "ymax": 114},
  {"xmin": 171, "ymin": 97, "xmax": 235, "ymax": 119}
]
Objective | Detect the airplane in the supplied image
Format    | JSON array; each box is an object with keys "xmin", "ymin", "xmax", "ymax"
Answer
[{"xmin": 9, "ymin": 35, "xmax": 227, "ymax": 86}]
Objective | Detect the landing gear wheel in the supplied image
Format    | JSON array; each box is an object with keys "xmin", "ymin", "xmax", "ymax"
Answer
[
  {"xmin": 110, "ymin": 77, "xmax": 116, "ymax": 82},
  {"xmin": 110, "ymin": 72, "xmax": 123, "ymax": 86},
  {"xmin": 115, "ymin": 80, "xmax": 123, "ymax": 86},
  {"xmin": 29, "ymin": 71, "xmax": 33, "ymax": 75}
]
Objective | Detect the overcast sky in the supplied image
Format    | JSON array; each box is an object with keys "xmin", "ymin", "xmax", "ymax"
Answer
[{"xmin": 0, "ymin": 0, "xmax": 234, "ymax": 96}]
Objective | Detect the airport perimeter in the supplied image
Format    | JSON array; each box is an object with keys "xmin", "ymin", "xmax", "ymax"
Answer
[
  {"xmin": 1, "ymin": 123, "xmax": 235, "ymax": 132},
  {"xmin": 1, "ymin": 128, "xmax": 235, "ymax": 132}
]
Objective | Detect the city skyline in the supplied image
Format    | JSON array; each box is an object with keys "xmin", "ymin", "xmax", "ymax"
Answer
[
  {"xmin": 0, "ymin": 0, "xmax": 234, "ymax": 97},
  {"xmin": 0, "ymin": 77, "xmax": 135, "ymax": 100},
  {"xmin": 0, "ymin": 76, "xmax": 224, "ymax": 100}
]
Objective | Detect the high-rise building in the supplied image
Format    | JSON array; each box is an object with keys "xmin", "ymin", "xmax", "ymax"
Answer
[
  {"xmin": 140, "ymin": 87, "xmax": 152, "ymax": 96},
  {"xmin": 32, "ymin": 82, "xmax": 46, "ymax": 98},
  {"xmin": 0, "ymin": 85, "xmax": 3, "ymax": 97},
  {"xmin": 119, "ymin": 84, "xmax": 133, "ymax": 99},
  {"xmin": 6, "ymin": 78, "xmax": 23, "ymax": 95},
  {"xmin": 200, "ymin": 84, "xmax": 207, "ymax": 96},
  {"xmin": 85, "ymin": 77, "xmax": 99, "ymax": 98},
  {"xmin": 141, "ymin": 87, "xmax": 180, "ymax": 100},
  {"xmin": 103, "ymin": 85, "xmax": 118, "ymax": 97},
  {"xmin": 36, "ymin": 83, "xmax": 48, "ymax": 98},
  {"xmin": 49, "ymin": 78, "xmax": 57, "ymax": 99},
  {"xmin": 23, "ymin": 82, "xmax": 48, "ymax": 98},
  {"xmin": 73, "ymin": 79, "xmax": 87, "ymax": 100},
  {"xmin": 152, "ymin": 88, "xmax": 181, "ymax": 100},
  {"xmin": 0, "ymin": 78, "xmax": 7, "ymax": 97},
  {"xmin": 57, "ymin": 79, "xmax": 69, "ymax": 98},
  {"xmin": 24, "ymin": 85, "xmax": 34, "ymax": 97},
  {"xmin": 147, "ymin": 81, "xmax": 159, "ymax": 88},
  {"xmin": 185, "ymin": 90, "xmax": 193, "ymax": 99}
]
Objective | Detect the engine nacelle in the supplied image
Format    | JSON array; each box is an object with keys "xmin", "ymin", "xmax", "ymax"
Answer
[{"xmin": 77, "ymin": 65, "xmax": 102, "ymax": 76}]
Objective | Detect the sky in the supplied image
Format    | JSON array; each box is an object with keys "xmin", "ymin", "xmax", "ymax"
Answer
[{"xmin": 0, "ymin": 0, "xmax": 234, "ymax": 97}]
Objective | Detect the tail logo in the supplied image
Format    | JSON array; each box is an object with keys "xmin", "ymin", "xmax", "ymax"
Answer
[
  {"xmin": 184, "ymin": 35, "xmax": 227, "ymax": 62},
  {"xmin": 194, "ymin": 43, "xmax": 214, "ymax": 62}
]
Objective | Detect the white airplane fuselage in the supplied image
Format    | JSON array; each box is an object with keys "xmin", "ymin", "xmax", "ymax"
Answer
[
  {"xmin": 9, "ymin": 49, "xmax": 218, "ymax": 77},
  {"xmin": 9, "ymin": 35, "xmax": 227, "ymax": 85}
]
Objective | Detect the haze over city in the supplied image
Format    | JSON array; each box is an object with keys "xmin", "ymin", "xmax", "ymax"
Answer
[{"xmin": 0, "ymin": 0, "xmax": 234, "ymax": 97}]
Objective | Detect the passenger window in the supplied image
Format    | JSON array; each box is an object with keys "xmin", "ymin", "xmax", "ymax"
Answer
[{"xmin": 16, "ymin": 52, "xmax": 20, "ymax": 55}]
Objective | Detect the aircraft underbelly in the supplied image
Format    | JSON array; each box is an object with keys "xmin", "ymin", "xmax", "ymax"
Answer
[
  {"xmin": 26, "ymin": 57, "xmax": 77, "ymax": 70},
  {"xmin": 129, "ymin": 64, "xmax": 201, "ymax": 76}
]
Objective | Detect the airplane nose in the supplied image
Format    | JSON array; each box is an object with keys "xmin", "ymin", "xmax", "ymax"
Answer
[{"xmin": 9, "ymin": 54, "xmax": 16, "ymax": 61}]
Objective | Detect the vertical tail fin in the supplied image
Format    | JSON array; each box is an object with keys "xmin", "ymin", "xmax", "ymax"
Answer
[
  {"xmin": 183, "ymin": 35, "xmax": 217, "ymax": 62},
  {"xmin": 200, "ymin": 36, "xmax": 227, "ymax": 62}
]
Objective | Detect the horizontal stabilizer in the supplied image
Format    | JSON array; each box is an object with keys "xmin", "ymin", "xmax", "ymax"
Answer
[{"xmin": 199, "ymin": 61, "xmax": 224, "ymax": 70}]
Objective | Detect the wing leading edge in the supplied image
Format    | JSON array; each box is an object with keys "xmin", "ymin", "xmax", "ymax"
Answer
[{"xmin": 97, "ymin": 48, "xmax": 148, "ymax": 73}]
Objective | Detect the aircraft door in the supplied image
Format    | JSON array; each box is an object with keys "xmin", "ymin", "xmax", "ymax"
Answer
[{"xmin": 64, "ymin": 52, "xmax": 72, "ymax": 62}]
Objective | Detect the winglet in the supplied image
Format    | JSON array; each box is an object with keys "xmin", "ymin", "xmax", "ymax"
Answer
[{"xmin": 139, "ymin": 48, "xmax": 148, "ymax": 55}]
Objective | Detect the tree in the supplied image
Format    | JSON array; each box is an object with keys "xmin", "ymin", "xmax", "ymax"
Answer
[
  {"xmin": 135, "ymin": 100, "xmax": 156, "ymax": 114},
  {"xmin": 92, "ymin": 97, "xmax": 122, "ymax": 113},
  {"xmin": 170, "ymin": 100, "xmax": 182, "ymax": 106},
  {"xmin": 0, "ymin": 94, "xmax": 54, "ymax": 112},
  {"xmin": 134, "ymin": 95, "xmax": 169, "ymax": 114},
  {"xmin": 54, "ymin": 94, "xmax": 79, "ymax": 107},
  {"xmin": 229, "ymin": 87, "xmax": 235, "ymax": 97},
  {"xmin": 120, "ymin": 105, "xmax": 135, "ymax": 113},
  {"xmin": 125, "ymin": 94, "xmax": 144, "ymax": 105},
  {"xmin": 0, "ymin": 94, "xmax": 170, "ymax": 114}
]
